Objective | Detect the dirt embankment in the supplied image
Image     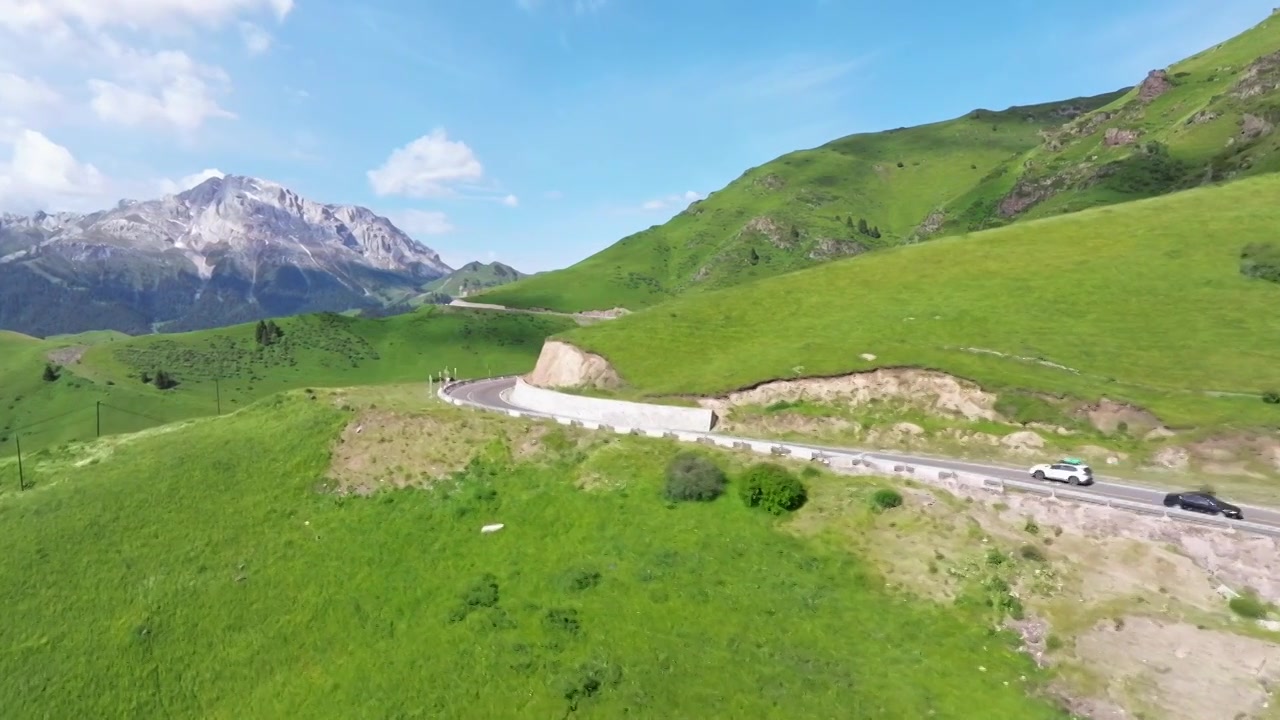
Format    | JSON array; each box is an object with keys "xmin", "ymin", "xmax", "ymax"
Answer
[
  {"xmin": 699, "ymin": 368, "xmax": 1000, "ymax": 420},
  {"xmin": 46, "ymin": 345, "xmax": 89, "ymax": 365},
  {"xmin": 824, "ymin": 467, "xmax": 1280, "ymax": 720},
  {"xmin": 525, "ymin": 340, "xmax": 622, "ymax": 389}
]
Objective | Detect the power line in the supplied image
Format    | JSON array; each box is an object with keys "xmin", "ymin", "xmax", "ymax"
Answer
[
  {"xmin": 97, "ymin": 403, "xmax": 172, "ymax": 425},
  {"xmin": 4, "ymin": 405, "xmax": 93, "ymax": 435}
]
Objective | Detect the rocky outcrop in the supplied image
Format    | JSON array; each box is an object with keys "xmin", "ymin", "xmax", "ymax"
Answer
[
  {"xmin": 754, "ymin": 174, "xmax": 785, "ymax": 190},
  {"xmin": 1077, "ymin": 399, "xmax": 1166, "ymax": 435},
  {"xmin": 1150, "ymin": 446, "xmax": 1190, "ymax": 471},
  {"xmin": 911, "ymin": 210, "xmax": 946, "ymax": 241},
  {"xmin": 574, "ymin": 307, "xmax": 631, "ymax": 321},
  {"xmin": 1103, "ymin": 128, "xmax": 1141, "ymax": 146},
  {"xmin": 739, "ymin": 216, "xmax": 791, "ymax": 248},
  {"xmin": 998, "ymin": 176, "xmax": 1063, "ymax": 217},
  {"xmin": 700, "ymin": 368, "xmax": 1000, "ymax": 421},
  {"xmin": 808, "ymin": 238, "xmax": 867, "ymax": 260},
  {"xmin": 1000, "ymin": 430, "xmax": 1046, "ymax": 455},
  {"xmin": 1232, "ymin": 50, "xmax": 1280, "ymax": 99},
  {"xmin": 1186, "ymin": 110, "xmax": 1220, "ymax": 126},
  {"xmin": 997, "ymin": 163, "xmax": 1111, "ymax": 218},
  {"xmin": 1138, "ymin": 69, "xmax": 1172, "ymax": 102},
  {"xmin": 525, "ymin": 340, "xmax": 622, "ymax": 389},
  {"xmin": 1240, "ymin": 113, "xmax": 1274, "ymax": 141}
]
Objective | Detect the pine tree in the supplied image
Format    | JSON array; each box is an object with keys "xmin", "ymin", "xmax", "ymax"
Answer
[
  {"xmin": 748, "ymin": 247, "xmax": 760, "ymax": 265},
  {"xmin": 857, "ymin": 218, "xmax": 869, "ymax": 235},
  {"xmin": 870, "ymin": 226, "xmax": 881, "ymax": 239},
  {"xmin": 254, "ymin": 320, "xmax": 267, "ymax": 346},
  {"xmin": 845, "ymin": 216, "xmax": 854, "ymax": 229},
  {"xmin": 42, "ymin": 363, "xmax": 58, "ymax": 382}
]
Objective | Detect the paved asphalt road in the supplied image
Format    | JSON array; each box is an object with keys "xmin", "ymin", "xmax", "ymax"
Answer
[{"xmin": 448, "ymin": 377, "xmax": 1280, "ymax": 530}]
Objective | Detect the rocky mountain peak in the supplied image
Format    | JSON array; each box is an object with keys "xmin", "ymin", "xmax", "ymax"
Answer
[{"xmin": 0, "ymin": 174, "xmax": 457, "ymax": 336}]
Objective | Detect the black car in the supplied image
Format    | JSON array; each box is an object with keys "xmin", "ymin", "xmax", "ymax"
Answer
[{"xmin": 1162, "ymin": 491, "xmax": 1244, "ymax": 520}]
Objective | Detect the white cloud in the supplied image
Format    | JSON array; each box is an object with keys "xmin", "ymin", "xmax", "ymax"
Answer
[
  {"xmin": 239, "ymin": 22, "xmax": 273, "ymax": 55},
  {"xmin": 0, "ymin": 0, "xmax": 293, "ymax": 32},
  {"xmin": 0, "ymin": 0, "xmax": 290, "ymax": 165},
  {"xmin": 389, "ymin": 209, "xmax": 455, "ymax": 236},
  {"xmin": 368, "ymin": 128, "xmax": 485, "ymax": 198},
  {"xmin": 501, "ymin": 194, "xmax": 518, "ymax": 207},
  {"xmin": 0, "ymin": 72, "xmax": 61, "ymax": 111},
  {"xmin": 641, "ymin": 190, "xmax": 704, "ymax": 211},
  {"xmin": 0, "ymin": 129, "xmax": 106, "ymax": 210},
  {"xmin": 87, "ymin": 47, "xmax": 234, "ymax": 131},
  {"xmin": 517, "ymin": 0, "xmax": 606, "ymax": 14},
  {"xmin": 158, "ymin": 167, "xmax": 224, "ymax": 194}
]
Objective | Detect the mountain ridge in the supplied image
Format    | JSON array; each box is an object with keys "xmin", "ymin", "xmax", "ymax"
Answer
[{"xmin": 0, "ymin": 175, "xmax": 455, "ymax": 338}]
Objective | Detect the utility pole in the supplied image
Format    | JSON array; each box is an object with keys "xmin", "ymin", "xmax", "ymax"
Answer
[
  {"xmin": 15, "ymin": 434, "xmax": 24, "ymax": 491},
  {"xmin": 96, "ymin": 401, "xmax": 101, "ymax": 438}
]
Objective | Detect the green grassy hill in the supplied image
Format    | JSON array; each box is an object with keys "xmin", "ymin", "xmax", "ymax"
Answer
[
  {"xmin": 420, "ymin": 260, "xmax": 526, "ymax": 299},
  {"xmin": 556, "ymin": 172, "xmax": 1280, "ymax": 429},
  {"xmin": 944, "ymin": 12, "xmax": 1280, "ymax": 234},
  {"xmin": 478, "ymin": 12, "xmax": 1280, "ymax": 315},
  {"xmin": 474, "ymin": 92, "xmax": 1123, "ymax": 312},
  {"xmin": 0, "ymin": 307, "xmax": 573, "ymax": 456},
  {"xmin": 0, "ymin": 389, "xmax": 1067, "ymax": 718}
]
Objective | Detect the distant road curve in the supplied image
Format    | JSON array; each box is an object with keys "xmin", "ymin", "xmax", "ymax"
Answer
[
  {"xmin": 447, "ymin": 299, "xmax": 625, "ymax": 324},
  {"xmin": 443, "ymin": 376, "xmax": 1280, "ymax": 537}
]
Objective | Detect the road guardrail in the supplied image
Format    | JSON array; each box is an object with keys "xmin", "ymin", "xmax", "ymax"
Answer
[{"xmin": 441, "ymin": 380, "xmax": 1280, "ymax": 538}]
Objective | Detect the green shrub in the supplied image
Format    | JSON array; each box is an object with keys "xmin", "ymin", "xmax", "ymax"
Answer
[
  {"xmin": 1018, "ymin": 544, "xmax": 1046, "ymax": 562},
  {"xmin": 870, "ymin": 488, "xmax": 903, "ymax": 512},
  {"xmin": 993, "ymin": 391, "xmax": 1067, "ymax": 426},
  {"xmin": 1263, "ymin": 390, "xmax": 1280, "ymax": 405},
  {"xmin": 1241, "ymin": 242, "xmax": 1280, "ymax": 284},
  {"xmin": 1229, "ymin": 592, "xmax": 1270, "ymax": 620},
  {"xmin": 738, "ymin": 463, "xmax": 807, "ymax": 515},
  {"xmin": 663, "ymin": 452, "xmax": 727, "ymax": 502}
]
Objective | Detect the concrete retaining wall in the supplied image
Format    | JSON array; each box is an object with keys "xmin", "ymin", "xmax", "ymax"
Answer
[{"xmin": 508, "ymin": 378, "xmax": 715, "ymax": 432}]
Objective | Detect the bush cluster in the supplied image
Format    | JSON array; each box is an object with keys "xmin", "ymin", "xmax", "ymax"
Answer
[
  {"xmin": 870, "ymin": 488, "xmax": 903, "ymax": 512},
  {"xmin": 1229, "ymin": 591, "xmax": 1271, "ymax": 620},
  {"xmin": 1241, "ymin": 242, "xmax": 1280, "ymax": 284},
  {"xmin": 738, "ymin": 463, "xmax": 807, "ymax": 515},
  {"xmin": 663, "ymin": 452, "xmax": 726, "ymax": 502}
]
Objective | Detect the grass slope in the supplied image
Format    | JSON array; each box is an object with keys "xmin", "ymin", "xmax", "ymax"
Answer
[
  {"xmin": 0, "ymin": 307, "xmax": 572, "ymax": 455},
  {"xmin": 475, "ymin": 92, "xmax": 1122, "ymax": 313},
  {"xmin": 945, "ymin": 12, "xmax": 1280, "ymax": 233},
  {"xmin": 0, "ymin": 392, "xmax": 1064, "ymax": 718},
  {"xmin": 558, "ymin": 173, "xmax": 1280, "ymax": 429},
  {"xmin": 420, "ymin": 260, "xmax": 526, "ymax": 299},
  {"xmin": 479, "ymin": 13, "xmax": 1280, "ymax": 315}
]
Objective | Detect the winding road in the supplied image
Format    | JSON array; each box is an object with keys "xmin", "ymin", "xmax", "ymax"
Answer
[{"xmin": 444, "ymin": 376, "xmax": 1280, "ymax": 536}]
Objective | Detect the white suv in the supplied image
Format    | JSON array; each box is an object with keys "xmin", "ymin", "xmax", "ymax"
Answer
[{"xmin": 1029, "ymin": 459, "xmax": 1094, "ymax": 486}]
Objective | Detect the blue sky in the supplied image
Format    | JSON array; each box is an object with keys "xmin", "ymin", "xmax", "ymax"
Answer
[{"xmin": 0, "ymin": 0, "xmax": 1276, "ymax": 271}]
